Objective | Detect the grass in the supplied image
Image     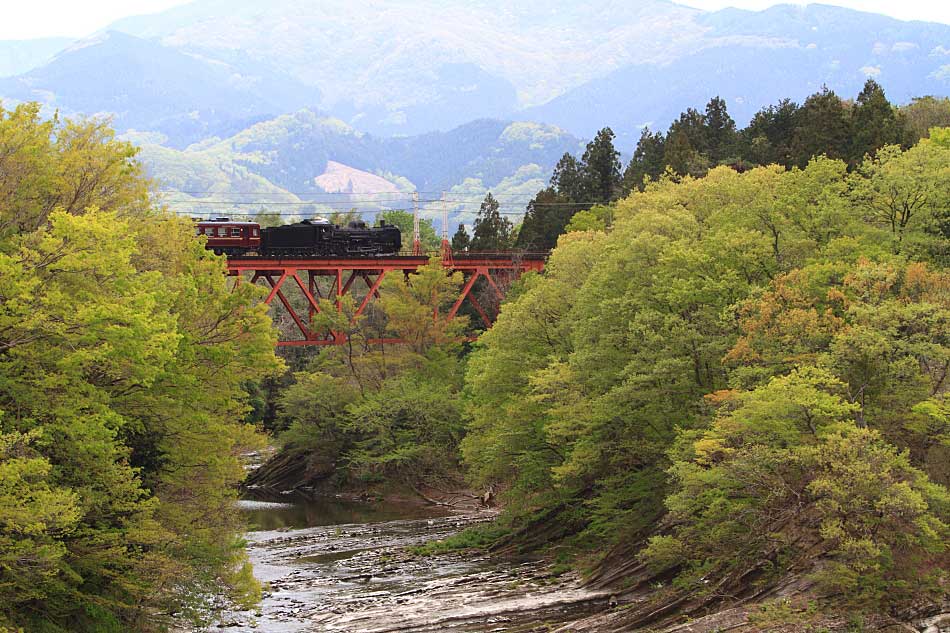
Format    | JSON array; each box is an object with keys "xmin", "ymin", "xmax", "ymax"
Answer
[{"xmin": 409, "ymin": 523, "xmax": 511, "ymax": 556}]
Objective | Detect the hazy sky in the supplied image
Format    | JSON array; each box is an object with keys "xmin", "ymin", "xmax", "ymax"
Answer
[{"xmin": 2, "ymin": 0, "xmax": 949, "ymax": 40}]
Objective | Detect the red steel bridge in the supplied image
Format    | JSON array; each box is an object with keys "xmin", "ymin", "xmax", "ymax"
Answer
[{"xmin": 228, "ymin": 248, "xmax": 547, "ymax": 346}]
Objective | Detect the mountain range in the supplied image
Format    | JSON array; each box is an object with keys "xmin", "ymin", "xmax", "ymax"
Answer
[
  {"xmin": 139, "ymin": 112, "xmax": 583, "ymax": 223},
  {"xmin": 0, "ymin": 1, "xmax": 948, "ymax": 216},
  {"xmin": 4, "ymin": 1, "xmax": 949, "ymax": 142}
]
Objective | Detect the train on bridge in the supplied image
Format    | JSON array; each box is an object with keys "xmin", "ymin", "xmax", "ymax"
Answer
[
  {"xmin": 196, "ymin": 217, "xmax": 402, "ymax": 257},
  {"xmin": 195, "ymin": 215, "xmax": 550, "ymax": 345}
]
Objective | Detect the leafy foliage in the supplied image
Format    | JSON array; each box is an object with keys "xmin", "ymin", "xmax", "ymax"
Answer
[
  {"xmin": 516, "ymin": 128, "xmax": 622, "ymax": 249},
  {"xmin": 645, "ymin": 369, "xmax": 948, "ymax": 606},
  {"xmin": 272, "ymin": 261, "xmax": 470, "ymax": 485},
  {"xmin": 470, "ymin": 193, "xmax": 514, "ymax": 251},
  {"xmin": 377, "ymin": 209, "xmax": 439, "ymax": 252},
  {"xmin": 0, "ymin": 103, "xmax": 282, "ymax": 631},
  {"xmin": 463, "ymin": 133, "xmax": 950, "ymax": 614}
]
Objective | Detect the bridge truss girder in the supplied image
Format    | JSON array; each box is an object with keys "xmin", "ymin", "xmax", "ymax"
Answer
[{"xmin": 226, "ymin": 254, "xmax": 545, "ymax": 347}]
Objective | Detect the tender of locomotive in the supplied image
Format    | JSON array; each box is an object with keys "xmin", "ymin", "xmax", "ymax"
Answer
[{"xmin": 198, "ymin": 217, "xmax": 402, "ymax": 257}]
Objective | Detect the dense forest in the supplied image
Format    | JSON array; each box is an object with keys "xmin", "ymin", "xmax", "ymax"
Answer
[
  {"xmin": 1, "ymin": 76, "xmax": 949, "ymax": 631},
  {"xmin": 515, "ymin": 81, "xmax": 950, "ymax": 250},
  {"xmin": 465, "ymin": 129, "xmax": 950, "ymax": 625},
  {"xmin": 0, "ymin": 104, "xmax": 282, "ymax": 631}
]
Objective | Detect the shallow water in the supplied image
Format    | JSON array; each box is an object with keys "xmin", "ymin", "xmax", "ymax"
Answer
[
  {"xmin": 221, "ymin": 493, "xmax": 609, "ymax": 632},
  {"xmin": 240, "ymin": 488, "xmax": 454, "ymax": 531}
]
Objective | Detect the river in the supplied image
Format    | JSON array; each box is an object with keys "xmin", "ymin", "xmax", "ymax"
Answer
[{"xmin": 218, "ymin": 490, "xmax": 610, "ymax": 632}]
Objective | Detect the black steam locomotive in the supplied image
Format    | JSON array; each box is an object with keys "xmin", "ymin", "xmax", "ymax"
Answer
[{"xmin": 196, "ymin": 217, "xmax": 402, "ymax": 257}]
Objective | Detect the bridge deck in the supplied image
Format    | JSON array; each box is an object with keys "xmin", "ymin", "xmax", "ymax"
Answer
[{"xmin": 226, "ymin": 251, "xmax": 547, "ymax": 271}]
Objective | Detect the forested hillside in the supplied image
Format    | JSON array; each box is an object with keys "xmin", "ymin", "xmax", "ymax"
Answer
[
  {"xmin": 140, "ymin": 114, "xmax": 583, "ymax": 225},
  {"xmin": 461, "ymin": 129, "xmax": 950, "ymax": 629},
  {"xmin": 516, "ymin": 82, "xmax": 950, "ymax": 249},
  {"xmin": 0, "ymin": 103, "xmax": 282, "ymax": 631},
  {"xmin": 1, "ymin": 47, "xmax": 948, "ymax": 629}
]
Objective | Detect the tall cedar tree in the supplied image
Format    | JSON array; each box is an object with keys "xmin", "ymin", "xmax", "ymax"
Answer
[
  {"xmin": 704, "ymin": 96, "xmax": 739, "ymax": 164},
  {"xmin": 451, "ymin": 223, "xmax": 471, "ymax": 251},
  {"xmin": 663, "ymin": 129, "xmax": 701, "ymax": 177},
  {"xmin": 667, "ymin": 107, "xmax": 708, "ymax": 155},
  {"xmin": 623, "ymin": 128, "xmax": 666, "ymax": 193},
  {"xmin": 791, "ymin": 86, "xmax": 852, "ymax": 167},
  {"xmin": 582, "ymin": 127, "xmax": 623, "ymax": 204},
  {"xmin": 550, "ymin": 153, "xmax": 588, "ymax": 201},
  {"xmin": 470, "ymin": 193, "xmax": 513, "ymax": 251},
  {"xmin": 518, "ymin": 128, "xmax": 622, "ymax": 249},
  {"xmin": 516, "ymin": 187, "xmax": 574, "ymax": 249},
  {"xmin": 743, "ymin": 98, "xmax": 801, "ymax": 168},
  {"xmin": 850, "ymin": 79, "xmax": 903, "ymax": 163}
]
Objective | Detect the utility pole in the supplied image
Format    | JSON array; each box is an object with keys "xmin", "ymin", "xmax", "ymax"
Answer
[
  {"xmin": 412, "ymin": 191, "xmax": 421, "ymax": 255},
  {"xmin": 440, "ymin": 191, "xmax": 452, "ymax": 263}
]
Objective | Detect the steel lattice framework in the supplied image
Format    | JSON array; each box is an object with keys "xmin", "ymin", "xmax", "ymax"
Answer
[{"xmin": 227, "ymin": 251, "xmax": 546, "ymax": 346}]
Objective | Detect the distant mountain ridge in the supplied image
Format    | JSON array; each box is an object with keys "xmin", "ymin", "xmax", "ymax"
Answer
[
  {"xmin": 1, "ymin": 1, "xmax": 948, "ymax": 206},
  {"xmin": 1, "ymin": 2, "xmax": 948, "ymax": 143},
  {"xmin": 0, "ymin": 31, "xmax": 319, "ymax": 146},
  {"xmin": 0, "ymin": 37, "xmax": 73, "ymax": 78},
  {"xmin": 141, "ymin": 111, "xmax": 584, "ymax": 223},
  {"xmin": 528, "ymin": 3, "xmax": 950, "ymax": 140}
]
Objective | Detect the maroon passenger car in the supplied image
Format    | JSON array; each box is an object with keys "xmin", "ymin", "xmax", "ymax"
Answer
[{"xmin": 195, "ymin": 217, "xmax": 261, "ymax": 255}]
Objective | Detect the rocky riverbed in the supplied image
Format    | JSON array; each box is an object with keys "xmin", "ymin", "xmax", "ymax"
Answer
[{"xmin": 218, "ymin": 493, "xmax": 611, "ymax": 632}]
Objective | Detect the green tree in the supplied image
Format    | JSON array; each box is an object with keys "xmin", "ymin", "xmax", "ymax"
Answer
[
  {"xmin": 644, "ymin": 368, "xmax": 949, "ymax": 608},
  {"xmin": 622, "ymin": 128, "xmax": 666, "ymax": 193},
  {"xmin": 742, "ymin": 98, "xmax": 800, "ymax": 167},
  {"xmin": 515, "ymin": 187, "xmax": 576, "ymax": 250},
  {"xmin": 663, "ymin": 129, "xmax": 708, "ymax": 177},
  {"xmin": 451, "ymin": 223, "xmax": 471, "ymax": 251},
  {"xmin": 900, "ymin": 96, "xmax": 950, "ymax": 143},
  {"xmin": 668, "ymin": 107, "xmax": 708, "ymax": 155},
  {"xmin": 265, "ymin": 261, "xmax": 469, "ymax": 487},
  {"xmin": 0, "ymin": 104, "xmax": 282, "ymax": 631},
  {"xmin": 550, "ymin": 152, "xmax": 589, "ymax": 201},
  {"xmin": 470, "ymin": 192, "xmax": 513, "ymax": 251},
  {"xmin": 850, "ymin": 79, "xmax": 903, "ymax": 163},
  {"xmin": 377, "ymin": 209, "xmax": 439, "ymax": 251},
  {"xmin": 253, "ymin": 208, "xmax": 284, "ymax": 227},
  {"xmin": 581, "ymin": 127, "xmax": 623, "ymax": 204},
  {"xmin": 849, "ymin": 139, "xmax": 950, "ymax": 256},
  {"xmin": 703, "ymin": 96, "xmax": 739, "ymax": 164},
  {"xmin": 791, "ymin": 86, "xmax": 852, "ymax": 167}
]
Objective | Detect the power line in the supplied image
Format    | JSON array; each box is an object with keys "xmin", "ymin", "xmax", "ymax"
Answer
[
  {"xmin": 161, "ymin": 199, "xmax": 445, "ymax": 206},
  {"xmin": 154, "ymin": 189, "xmax": 547, "ymax": 199},
  {"xmin": 165, "ymin": 208, "xmax": 533, "ymax": 217},
  {"xmin": 160, "ymin": 198, "xmax": 598, "ymax": 208}
]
